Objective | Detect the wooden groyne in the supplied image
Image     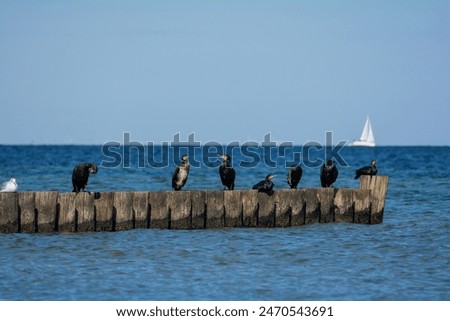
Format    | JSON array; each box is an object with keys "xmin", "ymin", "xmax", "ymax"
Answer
[{"xmin": 0, "ymin": 176, "xmax": 389, "ymax": 233}]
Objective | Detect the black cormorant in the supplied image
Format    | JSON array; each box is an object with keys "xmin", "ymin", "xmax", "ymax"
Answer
[
  {"xmin": 354, "ymin": 159, "xmax": 377, "ymax": 179},
  {"xmin": 287, "ymin": 165, "xmax": 302, "ymax": 189},
  {"xmin": 320, "ymin": 160, "xmax": 338, "ymax": 188},
  {"xmin": 172, "ymin": 155, "xmax": 190, "ymax": 191},
  {"xmin": 218, "ymin": 154, "xmax": 235, "ymax": 190},
  {"xmin": 72, "ymin": 163, "xmax": 98, "ymax": 192},
  {"xmin": 253, "ymin": 174, "xmax": 276, "ymax": 195}
]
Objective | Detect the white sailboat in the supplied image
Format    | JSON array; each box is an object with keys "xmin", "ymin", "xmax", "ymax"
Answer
[{"xmin": 351, "ymin": 116, "xmax": 376, "ymax": 147}]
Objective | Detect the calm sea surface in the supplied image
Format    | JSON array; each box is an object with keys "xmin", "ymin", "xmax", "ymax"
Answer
[{"xmin": 0, "ymin": 145, "xmax": 449, "ymax": 300}]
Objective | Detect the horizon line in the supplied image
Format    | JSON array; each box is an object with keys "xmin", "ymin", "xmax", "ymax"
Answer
[{"xmin": 1, "ymin": 143, "xmax": 449, "ymax": 147}]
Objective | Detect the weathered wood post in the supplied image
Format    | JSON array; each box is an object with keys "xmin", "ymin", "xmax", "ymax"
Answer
[
  {"xmin": 148, "ymin": 191, "xmax": 170, "ymax": 229},
  {"xmin": 275, "ymin": 189, "xmax": 293, "ymax": 227},
  {"xmin": 317, "ymin": 188, "xmax": 335, "ymax": 223},
  {"xmin": 242, "ymin": 190, "xmax": 258, "ymax": 227},
  {"xmin": 290, "ymin": 190, "xmax": 306, "ymax": 226},
  {"xmin": 133, "ymin": 192, "xmax": 150, "ymax": 229},
  {"xmin": 205, "ymin": 190, "xmax": 224, "ymax": 228},
  {"xmin": 257, "ymin": 191, "xmax": 276, "ymax": 227},
  {"xmin": 0, "ymin": 192, "xmax": 18, "ymax": 233},
  {"xmin": 191, "ymin": 190, "xmax": 206, "ymax": 229},
  {"xmin": 360, "ymin": 176, "xmax": 389, "ymax": 224},
  {"xmin": 224, "ymin": 190, "xmax": 243, "ymax": 227},
  {"xmin": 304, "ymin": 189, "xmax": 320, "ymax": 224},
  {"xmin": 94, "ymin": 192, "xmax": 115, "ymax": 231},
  {"xmin": 334, "ymin": 188, "xmax": 354, "ymax": 223},
  {"xmin": 114, "ymin": 192, "xmax": 134, "ymax": 231},
  {"xmin": 169, "ymin": 191, "xmax": 191, "ymax": 229},
  {"xmin": 57, "ymin": 193, "xmax": 76, "ymax": 232},
  {"xmin": 75, "ymin": 192, "xmax": 96, "ymax": 232},
  {"xmin": 354, "ymin": 189, "xmax": 371, "ymax": 224},
  {"xmin": 18, "ymin": 192, "xmax": 35, "ymax": 233},
  {"xmin": 35, "ymin": 191, "xmax": 58, "ymax": 233}
]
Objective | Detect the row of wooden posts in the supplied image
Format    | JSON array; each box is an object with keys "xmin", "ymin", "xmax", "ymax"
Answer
[{"xmin": 0, "ymin": 176, "xmax": 389, "ymax": 233}]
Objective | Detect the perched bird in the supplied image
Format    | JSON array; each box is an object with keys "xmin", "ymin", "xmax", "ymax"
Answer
[
  {"xmin": 72, "ymin": 163, "xmax": 98, "ymax": 192},
  {"xmin": 172, "ymin": 155, "xmax": 190, "ymax": 191},
  {"xmin": 253, "ymin": 174, "xmax": 276, "ymax": 195},
  {"xmin": 354, "ymin": 160, "xmax": 378, "ymax": 179},
  {"xmin": 287, "ymin": 165, "xmax": 302, "ymax": 189},
  {"xmin": 218, "ymin": 154, "xmax": 236, "ymax": 190},
  {"xmin": 0, "ymin": 178, "xmax": 18, "ymax": 192},
  {"xmin": 320, "ymin": 160, "xmax": 339, "ymax": 188}
]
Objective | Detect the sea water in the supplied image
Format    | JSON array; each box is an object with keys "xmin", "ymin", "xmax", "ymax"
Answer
[{"xmin": 0, "ymin": 145, "xmax": 449, "ymax": 300}]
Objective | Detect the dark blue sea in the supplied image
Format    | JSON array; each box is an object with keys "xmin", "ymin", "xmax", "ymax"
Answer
[{"xmin": 0, "ymin": 145, "xmax": 449, "ymax": 300}]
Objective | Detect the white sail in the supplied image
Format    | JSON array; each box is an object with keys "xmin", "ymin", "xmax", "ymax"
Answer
[
  {"xmin": 351, "ymin": 116, "xmax": 376, "ymax": 147},
  {"xmin": 366, "ymin": 118, "xmax": 375, "ymax": 144}
]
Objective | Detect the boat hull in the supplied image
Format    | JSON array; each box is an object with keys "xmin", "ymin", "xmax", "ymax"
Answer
[{"xmin": 350, "ymin": 140, "xmax": 376, "ymax": 147}]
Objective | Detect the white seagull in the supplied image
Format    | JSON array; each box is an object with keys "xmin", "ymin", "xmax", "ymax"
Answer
[{"xmin": 1, "ymin": 178, "xmax": 18, "ymax": 192}]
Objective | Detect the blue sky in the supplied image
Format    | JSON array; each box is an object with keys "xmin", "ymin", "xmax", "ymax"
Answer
[{"xmin": 1, "ymin": 0, "xmax": 449, "ymax": 145}]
